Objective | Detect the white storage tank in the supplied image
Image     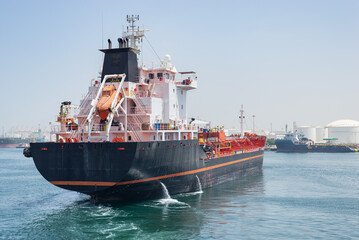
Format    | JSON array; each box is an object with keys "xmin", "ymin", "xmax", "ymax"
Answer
[
  {"xmin": 315, "ymin": 126, "xmax": 328, "ymax": 143},
  {"xmin": 326, "ymin": 119, "xmax": 359, "ymax": 144},
  {"xmin": 296, "ymin": 126, "xmax": 316, "ymax": 142}
]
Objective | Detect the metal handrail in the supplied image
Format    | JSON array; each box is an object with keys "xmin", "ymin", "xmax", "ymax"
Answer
[
  {"xmin": 127, "ymin": 123, "xmax": 141, "ymax": 141},
  {"xmin": 119, "ymin": 107, "xmax": 152, "ymax": 114}
]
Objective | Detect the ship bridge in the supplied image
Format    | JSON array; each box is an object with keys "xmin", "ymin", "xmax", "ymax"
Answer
[{"xmin": 176, "ymin": 72, "xmax": 198, "ymax": 90}]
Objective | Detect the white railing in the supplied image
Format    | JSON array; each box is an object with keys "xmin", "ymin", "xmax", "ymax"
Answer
[
  {"xmin": 153, "ymin": 123, "xmax": 197, "ymax": 131},
  {"xmin": 79, "ymin": 91, "xmax": 97, "ymax": 115},
  {"xmin": 130, "ymin": 117, "xmax": 144, "ymax": 129},
  {"xmin": 51, "ymin": 125, "xmax": 61, "ymax": 133}
]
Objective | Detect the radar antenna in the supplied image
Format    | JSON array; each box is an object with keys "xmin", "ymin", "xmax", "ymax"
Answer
[
  {"xmin": 124, "ymin": 15, "xmax": 145, "ymax": 50},
  {"xmin": 127, "ymin": 15, "xmax": 139, "ymax": 32}
]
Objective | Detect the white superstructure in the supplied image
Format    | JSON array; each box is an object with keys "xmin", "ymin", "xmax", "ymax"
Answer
[{"xmin": 52, "ymin": 15, "xmax": 200, "ymax": 143}]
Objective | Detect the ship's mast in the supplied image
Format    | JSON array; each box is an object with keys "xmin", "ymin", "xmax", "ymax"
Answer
[
  {"xmin": 124, "ymin": 15, "xmax": 146, "ymax": 53},
  {"xmin": 126, "ymin": 15, "xmax": 139, "ymax": 49},
  {"xmin": 240, "ymin": 105, "xmax": 245, "ymax": 138}
]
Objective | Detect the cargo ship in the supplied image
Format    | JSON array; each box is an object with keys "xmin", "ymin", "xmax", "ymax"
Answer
[
  {"xmin": 23, "ymin": 15, "xmax": 266, "ymax": 203},
  {"xmin": 1, "ymin": 128, "xmax": 45, "ymax": 148},
  {"xmin": 275, "ymin": 131, "xmax": 358, "ymax": 153},
  {"xmin": 0, "ymin": 137, "xmax": 30, "ymax": 148}
]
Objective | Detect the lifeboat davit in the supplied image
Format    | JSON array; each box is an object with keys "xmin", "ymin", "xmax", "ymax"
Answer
[{"xmin": 96, "ymin": 85, "xmax": 122, "ymax": 120}]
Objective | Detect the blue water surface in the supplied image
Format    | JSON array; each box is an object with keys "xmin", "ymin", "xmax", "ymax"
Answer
[{"xmin": 0, "ymin": 149, "xmax": 358, "ymax": 239}]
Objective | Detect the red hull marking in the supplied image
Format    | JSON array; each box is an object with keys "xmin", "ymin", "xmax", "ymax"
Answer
[{"xmin": 50, "ymin": 154, "xmax": 263, "ymax": 187}]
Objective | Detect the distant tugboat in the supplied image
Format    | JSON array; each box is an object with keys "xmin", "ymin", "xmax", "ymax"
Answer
[
  {"xmin": 24, "ymin": 15, "xmax": 266, "ymax": 203},
  {"xmin": 275, "ymin": 131, "xmax": 358, "ymax": 153}
]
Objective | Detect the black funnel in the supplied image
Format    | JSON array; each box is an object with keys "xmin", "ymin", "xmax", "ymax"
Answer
[{"xmin": 100, "ymin": 47, "xmax": 138, "ymax": 83}]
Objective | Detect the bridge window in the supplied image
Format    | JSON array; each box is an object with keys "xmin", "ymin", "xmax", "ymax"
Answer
[
  {"xmin": 165, "ymin": 73, "xmax": 169, "ymax": 79},
  {"xmin": 157, "ymin": 73, "xmax": 163, "ymax": 78},
  {"xmin": 149, "ymin": 73, "xmax": 154, "ymax": 79}
]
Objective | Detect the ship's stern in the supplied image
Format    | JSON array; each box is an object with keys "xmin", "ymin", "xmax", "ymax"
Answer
[{"xmin": 30, "ymin": 142, "xmax": 136, "ymax": 194}]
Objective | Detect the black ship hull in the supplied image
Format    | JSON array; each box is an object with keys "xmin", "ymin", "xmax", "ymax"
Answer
[{"xmin": 30, "ymin": 140, "xmax": 264, "ymax": 203}]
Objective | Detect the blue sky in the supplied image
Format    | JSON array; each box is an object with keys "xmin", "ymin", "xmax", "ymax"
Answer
[{"xmin": 0, "ymin": 0, "xmax": 358, "ymax": 133}]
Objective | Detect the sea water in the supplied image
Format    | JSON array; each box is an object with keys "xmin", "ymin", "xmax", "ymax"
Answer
[{"xmin": 1, "ymin": 148, "xmax": 359, "ymax": 239}]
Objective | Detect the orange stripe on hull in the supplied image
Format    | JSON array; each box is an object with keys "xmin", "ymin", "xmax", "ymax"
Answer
[
  {"xmin": 50, "ymin": 154, "xmax": 263, "ymax": 187},
  {"xmin": 50, "ymin": 181, "xmax": 117, "ymax": 186}
]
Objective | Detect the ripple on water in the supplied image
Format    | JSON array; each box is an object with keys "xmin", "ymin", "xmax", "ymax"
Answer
[
  {"xmin": 176, "ymin": 190, "xmax": 203, "ymax": 197},
  {"xmin": 2, "ymin": 150, "xmax": 359, "ymax": 239}
]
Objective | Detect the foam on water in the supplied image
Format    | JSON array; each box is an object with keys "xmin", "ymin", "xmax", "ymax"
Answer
[
  {"xmin": 157, "ymin": 198, "xmax": 182, "ymax": 205},
  {"xmin": 100, "ymin": 222, "xmax": 139, "ymax": 234},
  {"xmin": 176, "ymin": 191, "xmax": 204, "ymax": 197},
  {"xmin": 89, "ymin": 206, "xmax": 117, "ymax": 217}
]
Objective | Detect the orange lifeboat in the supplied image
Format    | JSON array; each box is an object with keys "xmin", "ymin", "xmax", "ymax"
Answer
[{"xmin": 96, "ymin": 85, "xmax": 122, "ymax": 120}]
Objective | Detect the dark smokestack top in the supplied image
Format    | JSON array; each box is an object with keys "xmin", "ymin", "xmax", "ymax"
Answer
[
  {"xmin": 117, "ymin": 38, "xmax": 123, "ymax": 48},
  {"xmin": 108, "ymin": 39, "xmax": 112, "ymax": 49}
]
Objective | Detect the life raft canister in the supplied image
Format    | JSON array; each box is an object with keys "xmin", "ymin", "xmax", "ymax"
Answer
[{"xmin": 112, "ymin": 137, "xmax": 124, "ymax": 143}]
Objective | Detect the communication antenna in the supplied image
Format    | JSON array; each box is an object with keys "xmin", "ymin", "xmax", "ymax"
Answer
[
  {"xmin": 127, "ymin": 15, "xmax": 139, "ymax": 30},
  {"xmin": 126, "ymin": 15, "xmax": 140, "ymax": 49},
  {"xmin": 101, "ymin": 12, "xmax": 104, "ymax": 49}
]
